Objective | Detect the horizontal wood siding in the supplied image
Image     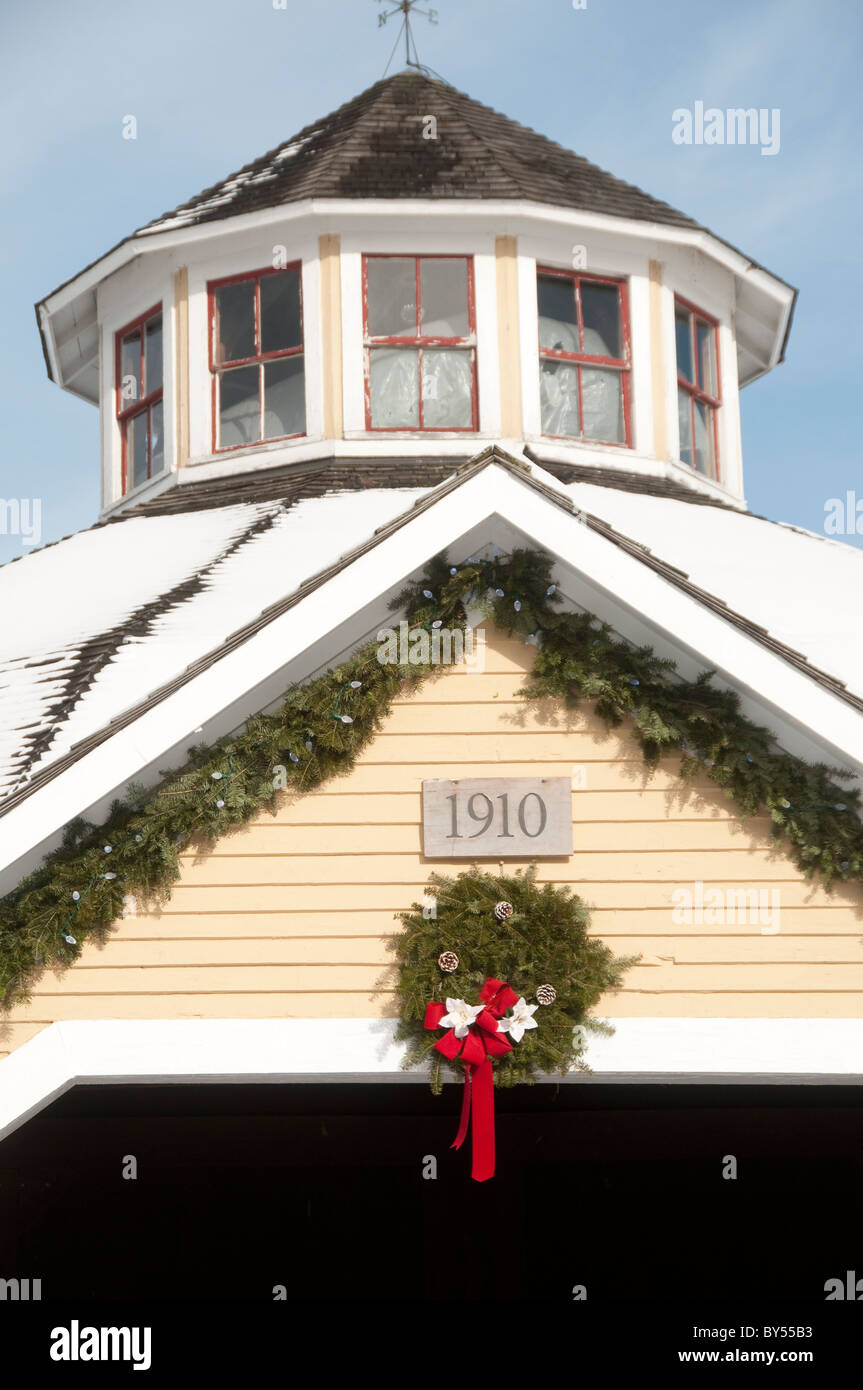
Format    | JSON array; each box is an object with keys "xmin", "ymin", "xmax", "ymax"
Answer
[{"xmin": 3, "ymin": 625, "xmax": 863, "ymax": 1056}]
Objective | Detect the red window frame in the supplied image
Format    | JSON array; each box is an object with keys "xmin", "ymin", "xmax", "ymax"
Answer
[
  {"xmin": 208, "ymin": 263, "xmax": 305, "ymax": 454},
  {"xmin": 674, "ymin": 294, "xmax": 722, "ymax": 480},
  {"xmin": 115, "ymin": 303, "xmax": 163, "ymax": 495},
  {"xmin": 536, "ymin": 267, "xmax": 633, "ymax": 448},
  {"xmin": 362, "ymin": 253, "xmax": 478, "ymax": 432}
]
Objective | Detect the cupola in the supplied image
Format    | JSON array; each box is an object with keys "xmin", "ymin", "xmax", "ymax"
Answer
[{"xmin": 34, "ymin": 72, "xmax": 796, "ymax": 515}]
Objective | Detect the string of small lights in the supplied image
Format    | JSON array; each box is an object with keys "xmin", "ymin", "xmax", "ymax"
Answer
[{"xmin": 2, "ymin": 546, "xmax": 861, "ymax": 1010}]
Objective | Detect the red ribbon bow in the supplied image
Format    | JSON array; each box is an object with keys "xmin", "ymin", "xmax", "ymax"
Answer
[{"xmin": 424, "ymin": 977, "xmax": 518, "ymax": 1182}]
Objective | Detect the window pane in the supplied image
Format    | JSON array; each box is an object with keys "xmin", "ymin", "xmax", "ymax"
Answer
[
  {"xmin": 540, "ymin": 358, "xmax": 580, "ymax": 437},
  {"xmin": 219, "ymin": 364, "xmax": 260, "ymax": 447},
  {"xmin": 581, "ymin": 281, "xmax": 621, "ymax": 359},
  {"xmin": 120, "ymin": 331, "xmax": 142, "ymax": 408},
  {"xmin": 367, "ymin": 258, "xmax": 416, "ymax": 337},
  {"xmin": 693, "ymin": 399, "xmax": 715, "ymax": 476},
  {"xmin": 697, "ymin": 319, "xmax": 717, "ymax": 396},
  {"xmin": 678, "ymin": 386, "xmax": 694, "ymax": 466},
  {"xmin": 537, "ymin": 274, "xmax": 579, "ymax": 353},
  {"xmin": 127, "ymin": 412, "xmax": 148, "ymax": 489},
  {"xmin": 150, "ymin": 400, "xmax": 164, "ymax": 475},
  {"xmin": 675, "ymin": 307, "xmax": 694, "ymax": 383},
  {"xmin": 422, "ymin": 349, "xmax": 472, "ymax": 427},
  {"xmin": 144, "ymin": 315, "xmax": 163, "ymax": 394},
  {"xmin": 420, "ymin": 258, "xmax": 469, "ymax": 338},
  {"xmin": 582, "ymin": 367, "xmax": 624, "ymax": 443},
  {"xmin": 215, "ymin": 281, "xmax": 255, "ymax": 364},
  {"xmin": 369, "ymin": 348, "xmax": 419, "ymax": 427},
  {"xmin": 260, "ymin": 269, "xmax": 302, "ymax": 355},
  {"xmin": 264, "ymin": 356, "xmax": 305, "ymax": 439}
]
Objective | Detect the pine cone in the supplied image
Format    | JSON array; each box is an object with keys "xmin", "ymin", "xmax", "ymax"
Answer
[
  {"xmin": 437, "ymin": 951, "xmax": 459, "ymax": 973},
  {"xmin": 493, "ymin": 901, "xmax": 513, "ymax": 921},
  {"xmin": 536, "ymin": 983, "xmax": 557, "ymax": 1006}
]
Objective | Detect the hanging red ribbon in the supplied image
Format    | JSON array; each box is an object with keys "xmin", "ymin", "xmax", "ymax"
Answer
[{"xmin": 424, "ymin": 977, "xmax": 518, "ymax": 1181}]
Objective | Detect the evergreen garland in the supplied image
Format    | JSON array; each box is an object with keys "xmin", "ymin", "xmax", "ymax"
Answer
[
  {"xmin": 1, "ymin": 545, "xmax": 861, "ymax": 1012},
  {"xmin": 390, "ymin": 864, "xmax": 636, "ymax": 1090}
]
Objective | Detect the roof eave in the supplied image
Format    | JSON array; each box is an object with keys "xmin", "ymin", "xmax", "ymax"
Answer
[{"xmin": 36, "ymin": 195, "xmax": 796, "ymax": 329}]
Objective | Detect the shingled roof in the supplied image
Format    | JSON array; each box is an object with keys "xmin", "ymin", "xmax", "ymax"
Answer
[{"xmin": 135, "ymin": 71, "xmax": 703, "ymax": 237}]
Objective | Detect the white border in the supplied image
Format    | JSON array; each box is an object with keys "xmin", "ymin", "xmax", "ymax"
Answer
[
  {"xmin": 3, "ymin": 1017, "xmax": 863, "ymax": 1144},
  {"xmin": 41, "ymin": 199, "xmax": 794, "ymax": 325}
]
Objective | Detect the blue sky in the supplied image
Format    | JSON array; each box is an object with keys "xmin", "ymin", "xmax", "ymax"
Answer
[{"xmin": 0, "ymin": 0, "xmax": 861, "ymax": 563}]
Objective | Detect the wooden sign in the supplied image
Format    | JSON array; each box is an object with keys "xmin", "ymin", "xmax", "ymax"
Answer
[{"xmin": 422, "ymin": 777, "xmax": 572, "ymax": 858}]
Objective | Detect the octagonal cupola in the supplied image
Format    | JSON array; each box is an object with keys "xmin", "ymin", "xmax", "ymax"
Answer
[{"xmin": 35, "ymin": 71, "xmax": 796, "ymax": 516}]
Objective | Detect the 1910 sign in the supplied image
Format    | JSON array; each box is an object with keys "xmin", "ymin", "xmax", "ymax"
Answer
[{"xmin": 422, "ymin": 777, "xmax": 573, "ymax": 858}]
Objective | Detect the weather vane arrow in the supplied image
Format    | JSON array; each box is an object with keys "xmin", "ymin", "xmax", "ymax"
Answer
[{"xmin": 376, "ymin": 0, "xmax": 439, "ymax": 75}]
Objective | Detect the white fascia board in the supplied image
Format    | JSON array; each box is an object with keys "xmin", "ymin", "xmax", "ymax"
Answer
[
  {"xmin": 769, "ymin": 289, "xmax": 795, "ymax": 369},
  {"xmin": 4, "ymin": 1016, "xmax": 863, "ymax": 1143},
  {"xmin": 310, "ymin": 200, "xmax": 793, "ymax": 300},
  {"xmin": 512, "ymin": 485, "xmax": 863, "ymax": 769},
  {"xmin": 37, "ymin": 303, "xmax": 61, "ymax": 384},
  {"xmin": 39, "ymin": 197, "xmax": 793, "ymax": 324},
  {"xmin": 2, "ymin": 463, "xmax": 860, "ymax": 875}
]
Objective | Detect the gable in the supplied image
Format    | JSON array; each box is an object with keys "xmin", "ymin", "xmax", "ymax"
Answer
[
  {"xmin": 4, "ymin": 454, "xmax": 863, "ymax": 897},
  {"xmin": 4, "ymin": 624, "xmax": 863, "ymax": 1063}
]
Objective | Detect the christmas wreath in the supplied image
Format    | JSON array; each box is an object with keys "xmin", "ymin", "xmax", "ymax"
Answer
[{"xmin": 391, "ymin": 864, "xmax": 637, "ymax": 1180}]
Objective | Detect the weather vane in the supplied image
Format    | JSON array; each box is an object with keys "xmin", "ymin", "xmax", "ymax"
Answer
[{"xmin": 376, "ymin": 0, "xmax": 439, "ymax": 76}]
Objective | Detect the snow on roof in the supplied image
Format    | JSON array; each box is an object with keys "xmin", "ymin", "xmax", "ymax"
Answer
[
  {"xmin": 137, "ymin": 132, "xmax": 322, "ymax": 236},
  {"xmin": 0, "ymin": 485, "xmax": 426, "ymax": 805},
  {"xmin": 557, "ymin": 479, "xmax": 863, "ymax": 702},
  {"xmin": 2, "ymin": 457, "xmax": 862, "ymax": 814}
]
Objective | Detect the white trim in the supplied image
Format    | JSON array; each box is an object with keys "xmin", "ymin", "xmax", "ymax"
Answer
[
  {"xmin": 39, "ymin": 199, "xmax": 794, "ymax": 319},
  {"xmin": 3, "ymin": 459, "xmax": 863, "ymax": 882},
  {"xmin": 38, "ymin": 303, "xmax": 61, "ymax": 383},
  {"xmin": 98, "ymin": 271, "xmax": 176, "ymax": 504},
  {"xmin": 3, "ymin": 1016, "xmax": 863, "ymax": 1143}
]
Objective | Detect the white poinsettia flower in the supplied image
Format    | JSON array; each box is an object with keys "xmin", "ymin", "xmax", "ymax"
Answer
[
  {"xmin": 498, "ymin": 997, "xmax": 539, "ymax": 1044},
  {"xmin": 439, "ymin": 998, "xmax": 485, "ymax": 1039}
]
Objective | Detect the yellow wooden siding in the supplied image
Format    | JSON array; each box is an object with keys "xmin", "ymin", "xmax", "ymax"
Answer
[{"xmin": 2, "ymin": 624, "xmax": 863, "ymax": 1057}]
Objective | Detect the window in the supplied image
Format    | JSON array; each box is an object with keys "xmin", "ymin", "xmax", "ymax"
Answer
[
  {"xmin": 209, "ymin": 264, "xmax": 305, "ymax": 452},
  {"xmin": 536, "ymin": 269, "xmax": 631, "ymax": 446},
  {"xmin": 675, "ymin": 296, "xmax": 721, "ymax": 478},
  {"xmin": 363, "ymin": 255, "xmax": 477, "ymax": 430},
  {"xmin": 116, "ymin": 305, "xmax": 164, "ymax": 493}
]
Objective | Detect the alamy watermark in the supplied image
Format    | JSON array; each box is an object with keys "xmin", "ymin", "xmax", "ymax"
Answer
[
  {"xmin": 672, "ymin": 102, "xmax": 780, "ymax": 156},
  {"xmin": 0, "ymin": 1277, "xmax": 41, "ymax": 1300},
  {"xmin": 50, "ymin": 1322, "xmax": 151, "ymax": 1370},
  {"xmin": 824, "ymin": 491, "xmax": 863, "ymax": 536},
  {"xmin": 0, "ymin": 498, "xmax": 41, "ymax": 547},
  {"xmin": 376, "ymin": 621, "xmax": 486, "ymax": 670},
  {"xmin": 672, "ymin": 880, "xmax": 781, "ymax": 935}
]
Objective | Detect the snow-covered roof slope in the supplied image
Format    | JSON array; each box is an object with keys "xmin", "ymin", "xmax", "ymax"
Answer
[
  {"xmin": 557, "ymin": 479, "xmax": 863, "ymax": 701},
  {"xmin": 0, "ymin": 483, "xmax": 427, "ymax": 806}
]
